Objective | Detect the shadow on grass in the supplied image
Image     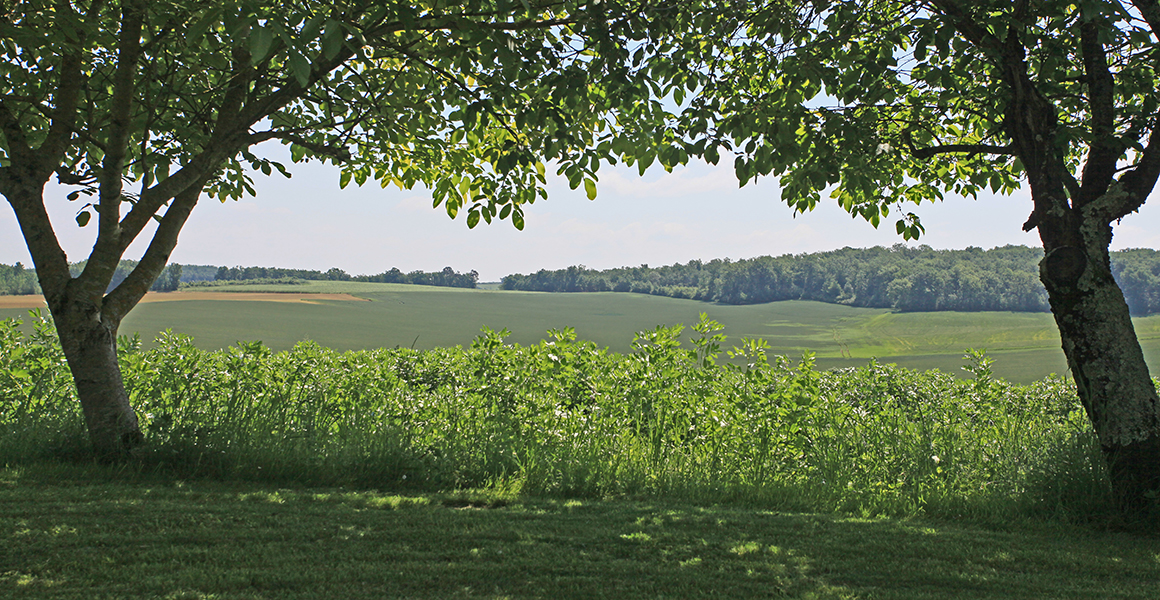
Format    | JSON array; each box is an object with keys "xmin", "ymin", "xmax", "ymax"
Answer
[{"xmin": 3, "ymin": 466, "xmax": 1158, "ymax": 599}]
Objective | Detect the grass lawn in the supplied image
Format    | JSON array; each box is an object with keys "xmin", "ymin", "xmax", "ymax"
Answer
[
  {"xmin": 3, "ymin": 282, "xmax": 1160, "ymax": 382},
  {"xmin": 2, "ymin": 465, "xmax": 1158, "ymax": 600}
]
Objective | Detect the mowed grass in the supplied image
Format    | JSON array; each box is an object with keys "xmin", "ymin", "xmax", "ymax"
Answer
[
  {"xmin": 4, "ymin": 281, "xmax": 1160, "ymax": 382},
  {"xmin": 4, "ymin": 465, "xmax": 1159, "ymax": 600}
]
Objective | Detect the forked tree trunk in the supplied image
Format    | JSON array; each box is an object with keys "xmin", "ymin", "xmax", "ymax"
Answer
[
  {"xmin": 1040, "ymin": 238, "xmax": 1160, "ymax": 515},
  {"xmin": 987, "ymin": 19, "xmax": 1160, "ymax": 517},
  {"xmin": 53, "ymin": 304, "xmax": 143, "ymax": 458}
]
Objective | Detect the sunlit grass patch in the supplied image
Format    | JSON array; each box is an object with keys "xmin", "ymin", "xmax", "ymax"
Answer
[{"xmin": 3, "ymin": 471, "xmax": 1158, "ymax": 599}]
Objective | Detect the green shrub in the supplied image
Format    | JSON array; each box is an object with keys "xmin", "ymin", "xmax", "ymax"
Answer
[{"xmin": 0, "ymin": 312, "xmax": 1113, "ymax": 524}]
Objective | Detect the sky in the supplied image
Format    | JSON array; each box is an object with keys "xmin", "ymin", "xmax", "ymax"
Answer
[{"xmin": 4, "ymin": 145, "xmax": 1160, "ymax": 282}]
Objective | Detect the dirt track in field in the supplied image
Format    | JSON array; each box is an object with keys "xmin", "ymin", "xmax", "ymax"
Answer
[{"xmin": 0, "ymin": 291, "xmax": 370, "ymax": 309}]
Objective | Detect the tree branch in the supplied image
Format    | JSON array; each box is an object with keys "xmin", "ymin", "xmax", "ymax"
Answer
[
  {"xmin": 388, "ymin": 43, "xmax": 525, "ymax": 143},
  {"xmin": 63, "ymin": 2, "xmax": 573, "ymax": 288},
  {"xmin": 1131, "ymin": 0, "xmax": 1160, "ymax": 38},
  {"xmin": 924, "ymin": 0, "xmax": 1003, "ymax": 54},
  {"xmin": 117, "ymin": 46, "xmax": 261, "ymax": 249},
  {"xmin": 76, "ymin": 0, "xmax": 145, "ymax": 303},
  {"xmin": 444, "ymin": 17, "xmax": 574, "ymax": 32},
  {"xmin": 0, "ymin": 99, "xmax": 34, "ymax": 164},
  {"xmin": 104, "ymin": 179, "xmax": 206, "ymax": 322},
  {"xmin": 38, "ymin": 0, "xmax": 105, "ymax": 170},
  {"xmin": 117, "ymin": 152, "xmax": 218, "ymax": 250},
  {"xmin": 1107, "ymin": 120, "xmax": 1160, "ymax": 221},
  {"xmin": 1076, "ymin": 7, "xmax": 1120, "ymax": 206},
  {"xmin": 910, "ymin": 143, "xmax": 1013, "ymax": 159},
  {"xmin": 252, "ymin": 131, "xmax": 353, "ymax": 162},
  {"xmin": 4, "ymin": 182, "xmax": 71, "ymax": 308}
]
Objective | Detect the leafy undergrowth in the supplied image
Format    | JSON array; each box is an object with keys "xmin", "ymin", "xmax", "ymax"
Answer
[
  {"xmin": 0, "ymin": 311, "xmax": 1125, "ymax": 527},
  {"xmin": 3, "ymin": 465, "xmax": 1159, "ymax": 600}
]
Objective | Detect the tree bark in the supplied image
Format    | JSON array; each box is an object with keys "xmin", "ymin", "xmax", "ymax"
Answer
[
  {"xmin": 1040, "ymin": 232, "xmax": 1160, "ymax": 516},
  {"xmin": 977, "ymin": 6, "xmax": 1160, "ymax": 517},
  {"xmin": 53, "ymin": 303, "xmax": 143, "ymax": 459}
]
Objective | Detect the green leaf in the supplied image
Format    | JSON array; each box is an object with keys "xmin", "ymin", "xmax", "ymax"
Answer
[
  {"xmin": 76, "ymin": 211, "xmax": 90, "ymax": 227},
  {"xmin": 339, "ymin": 170, "xmax": 352, "ymax": 189},
  {"xmin": 300, "ymin": 14, "xmax": 324, "ymax": 41},
  {"xmin": 249, "ymin": 26, "xmax": 274, "ymax": 65},
  {"xmin": 321, "ymin": 20, "xmax": 344, "ymax": 60},
  {"xmin": 467, "ymin": 210, "xmax": 480, "ymax": 228},
  {"xmin": 583, "ymin": 178, "xmax": 597, "ymax": 200},
  {"xmin": 288, "ymin": 52, "xmax": 311, "ymax": 87},
  {"xmin": 186, "ymin": 7, "xmax": 223, "ymax": 42},
  {"xmin": 705, "ymin": 144, "xmax": 720, "ymax": 165}
]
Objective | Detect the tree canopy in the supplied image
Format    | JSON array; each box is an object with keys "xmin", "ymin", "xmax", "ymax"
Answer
[
  {"xmin": 0, "ymin": 0, "xmax": 687, "ymax": 456},
  {"xmin": 643, "ymin": 0, "xmax": 1160, "ymax": 516}
]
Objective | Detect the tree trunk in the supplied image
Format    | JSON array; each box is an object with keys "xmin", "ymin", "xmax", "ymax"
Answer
[
  {"xmin": 1040, "ymin": 237, "xmax": 1160, "ymax": 516},
  {"xmin": 54, "ymin": 303, "xmax": 143, "ymax": 459}
]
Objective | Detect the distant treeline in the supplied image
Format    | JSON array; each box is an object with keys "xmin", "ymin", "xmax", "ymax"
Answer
[
  {"xmin": 501, "ymin": 245, "xmax": 1160, "ymax": 316},
  {"xmin": 0, "ymin": 260, "xmax": 182, "ymax": 295},
  {"xmin": 353, "ymin": 266, "xmax": 479, "ymax": 288},
  {"xmin": 212, "ymin": 265, "xmax": 356, "ymax": 282},
  {"xmin": 212, "ymin": 264, "xmax": 479, "ymax": 288},
  {"xmin": 0, "ymin": 261, "xmax": 479, "ymax": 294},
  {"xmin": 68, "ymin": 260, "xmax": 184, "ymax": 293},
  {"xmin": 0, "ymin": 263, "xmax": 38, "ymax": 295}
]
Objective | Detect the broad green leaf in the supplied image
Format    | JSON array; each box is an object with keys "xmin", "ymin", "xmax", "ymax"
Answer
[
  {"xmin": 321, "ymin": 20, "xmax": 344, "ymax": 60},
  {"xmin": 249, "ymin": 26, "xmax": 274, "ymax": 65},
  {"xmin": 288, "ymin": 52, "xmax": 311, "ymax": 87},
  {"xmin": 185, "ymin": 7, "xmax": 223, "ymax": 42},
  {"xmin": 584, "ymin": 178, "xmax": 597, "ymax": 200},
  {"xmin": 300, "ymin": 14, "xmax": 324, "ymax": 41}
]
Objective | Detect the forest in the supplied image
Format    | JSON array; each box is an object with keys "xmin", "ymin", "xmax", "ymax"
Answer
[
  {"xmin": 352, "ymin": 266, "xmax": 479, "ymax": 288},
  {"xmin": 5, "ymin": 246, "xmax": 1158, "ymax": 313},
  {"xmin": 0, "ymin": 262, "xmax": 38, "ymax": 295},
  {"xmin": 0, "ymin": 260, "xmax": 185, "ymax": 296},
  {"xmin": 501, "ymin": 245, "xmax": 1160, "ymax": 315},
  {"xmin": 0, "ymin": 262, "xmax": 480, "ymax": 294},
  {"xmin": 211, "ymin": 264, "xmax": 479, "ymax": 288}
]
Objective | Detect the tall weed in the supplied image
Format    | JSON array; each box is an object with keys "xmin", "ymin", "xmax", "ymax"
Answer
[{"xmin": 0, "ymin": 312, "xmax": 1116, "ymax": 524}]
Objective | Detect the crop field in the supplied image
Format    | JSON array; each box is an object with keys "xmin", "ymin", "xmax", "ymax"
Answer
[{"xmin": 4, "ymin": 281, "xmax": 1159, "ymax": 382}]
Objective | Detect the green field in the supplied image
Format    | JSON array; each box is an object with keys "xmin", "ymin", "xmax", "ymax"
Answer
[{"xmin": 5, "ymin": 281, "xmax": 1160, "ymax": 382}]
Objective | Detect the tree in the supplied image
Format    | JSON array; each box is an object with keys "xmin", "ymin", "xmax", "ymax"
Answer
[
  {"xmin": 651, "ymin": 0, "xmax": 1160, "ymax": 513},
  {"xmin": 0, "ymin": 0, "xmax": 672, "ymax": 457},
  {"xmin": 150, "ymin": 263, "xmax": 181, "ymax": 292}
]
